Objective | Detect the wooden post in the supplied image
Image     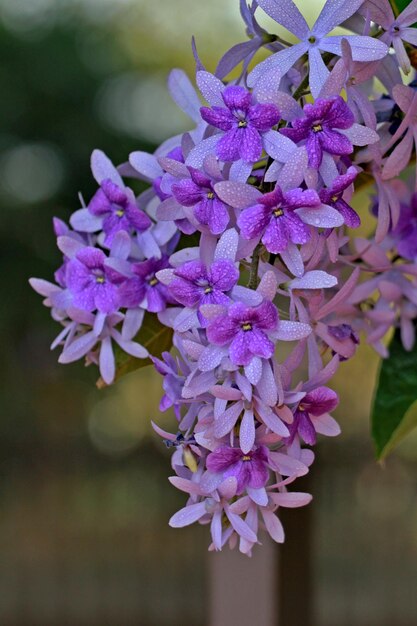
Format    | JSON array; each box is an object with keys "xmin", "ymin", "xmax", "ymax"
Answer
[{"xmin": 209, "ymin": 537, "xmax": 277, "ymax": 626}]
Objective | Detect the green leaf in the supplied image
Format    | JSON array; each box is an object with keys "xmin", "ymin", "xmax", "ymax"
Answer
[
  {"xmin": 392, "ymin": 0, "xmax": 415, "ymax": 15},
  {"xmin": 371, "ymin": 328, "xmax": 417, "ymax": 459},
  {"xmin": 97, "ymin": 313, "xmax": 173, "ymax": 388}
]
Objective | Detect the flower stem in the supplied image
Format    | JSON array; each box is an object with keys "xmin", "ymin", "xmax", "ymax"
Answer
[{"xmin": 248, "ymin": 243, "xmax": 262, "ymax": 289}]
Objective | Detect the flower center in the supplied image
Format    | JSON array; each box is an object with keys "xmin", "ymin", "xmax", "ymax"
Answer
[
  {"xmin": 238, "ymin": 120, "xmax": 248, "ymax": 128},
  {"xmin": 331, "ymin": 194, "xmax": 339, "ymax": 203},
  {"xmin": 274, "ymin": 207, "xmax": 284, "ymax": 218},
  {"xmin": 115, "ymin": 209, "xmax": 124, "ymax": 217},
  {"xmin": 242, "ymin": 455, "xmax": 251, "ymax": 461},
  {"xmin": 204, "ymin": 286, "xmax": 213, "ymax": 294},
  {"xmin": 207, "ymin": 191, "xmax": 215, "ymax": 199},
  {"xmin": 93, "ymin": 268, "xmax": 105, "ymax": 284},
  {"xmin": 241, "ymin": 322, "xmax": 252, "ymax": 331},
  {"xmin": 298, "ymin": 404, "xmax": 305, "ymax": 412},
  {"xmin": 312, "ymin": 123, "xmax": 323, "ymax": 133},
  {"xmin": 308, "ymin": 35, "xmax": 316, "ymax": 44},
  {"xmin": 149, "ymin": 277, "xmax": 158, "ymax": 286}
]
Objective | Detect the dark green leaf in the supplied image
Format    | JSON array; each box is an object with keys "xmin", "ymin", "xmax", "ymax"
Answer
[
  {"xmin": 392, "ymin": 0, "xmax": 415, "ymax": 15},
  {"xmin": 97, "ymin": 313, "xmax": 173, "ymax": 388},
  {"xmin": 371, "ymin": 328, "xmax": 417, "ymax": 459}
]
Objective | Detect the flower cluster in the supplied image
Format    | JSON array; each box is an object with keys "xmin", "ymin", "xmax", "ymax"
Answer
[{"xmin": 31, "ymin": 0, "xmax": 417, "ymax": 554}]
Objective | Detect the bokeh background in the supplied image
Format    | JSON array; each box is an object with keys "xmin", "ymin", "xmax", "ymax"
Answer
[{"xmin": 1, "ymin": 0, "xmax": 417, "ymax": 624}]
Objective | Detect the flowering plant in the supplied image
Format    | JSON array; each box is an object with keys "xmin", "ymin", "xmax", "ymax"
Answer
[{"xmin": 31, "ymin": 0, "xmax": 417, "ymax": 555}]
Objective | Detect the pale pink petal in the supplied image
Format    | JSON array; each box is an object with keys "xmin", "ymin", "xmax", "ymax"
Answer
[
  {"xmin": 168, "ymin": 476, "xmax": 205, "ymax": 496},
  {"xmin": 290, "ymin": 270, "xmax": 337, "ymax": 290},
  {"xmin": 263, "ymin": 130, "xmax": 297, "ymax": 162},
  {"xmin": 70, "ymin": 208, "xmax": 102, "ymax": 232},
  {"xmin": 248, "ymin": 42, "xmax": 307, "ymax": 87},
  {"xmin": 261, "ymin": 509, "xmax": 284, "ymax": 543},
  {"xmin": 382, "ymin": 131, "xmax": 414, "ymax": 180},
  {"xmin": 257, "ymin": 270, "xmax": 278, "ymax": 301},
  {"xmin": 313, "ymin": 412, "xmax": 341, "ymax": 436},
  {"xmin": 58, "ymin": 331, "xmax": 97, "ymax": 363},
  {"xmin": 214, "ymin": 401, "xmax": 243, "ymax": 438},
  {"xmin": 268, "ymin": 451, "xmax": 309, "ymax": 476},
  {"xmin": 168, "ymin": 69, "xmax": 202, "ymax": 123},
  {"xmin": 277, "ymin": 147, "xmax": 309, "ymax": 190},
  {"xmin": 229, "ymin": 160, "xmax": 253, "ymax": 183},
  {"xmin": 226, "ymin": 509, "xmax": 258, "ymax": 543},
  {"xmin": 280, "ymin": 243, "xmax": 304, "ymax": 277},
  {"xmin": 257, "ymin": 0, "xmax": 310, "ymax": 38},
  {"xmin": 296, "ymin": 205, "xmax": 344, "ymax": 228},
  {"xmin": 275, "ymin": 321, "xmax": 311, "ymax": 341},
  {"xmin": 270, "ymin": 492, "xmax": 312, "ymax": 507},
  {"xmin": 57, "ymin": 235, "xmax": 85, "ymax": 259},
  {"xmin": 240, "ymin": 409, "xmax": 256, "ymax": 454},
  {"xmin": 91, "ymin": 149, "xmax": 124, "ymax": 187},
  {"xmin": 214, "ymin": 228, "xmax": 239, "ymax": 261},
  {"xmin": 196, "ymin": 70, "xmax": 225, "ymax": 107},
  {"xmin": 244, "ymin": 357, "xmax": 263, "ymax": 385},
  {"xmin": 186, "ymin": 135, "xmax": 220, "ymax": 168},
  {"xmin": 315, "ymin": 267, "xmax": 360, "ymax": 319},
  {"xmin": 247, "ymin": 487, "xmax": 268, "ymax": 506},
  {"xmin": 340, "ymin": 123, "xmax": 379, "ymax": 146},
  {"xmin": 129, "ymin": 151, "xmax": 162, "ymax": 180},
  {"xmin": 214, "ymin": 180, "xmax": 262, "ymax": 209},
  {"xmin": 258, "ymin": 406, "xmax": 290, "ymax": 437},
  {"xmin": 169, "ymin": 502, "xmax": 207, "ymax": 527},
  {"xmin": 308, "ymin": 47, "xmax": 330, "ymax": 99},
  {"xmin": 256, "ymin": 360, "xmax": 278, "ymax": 407}
]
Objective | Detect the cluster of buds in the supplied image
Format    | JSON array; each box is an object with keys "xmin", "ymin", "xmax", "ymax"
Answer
[{"xmin": 31, "ymin": 0, "xmax": 417, "ymax": 554}]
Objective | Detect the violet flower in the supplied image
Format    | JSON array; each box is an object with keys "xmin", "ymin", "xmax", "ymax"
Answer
[
  {"xmin": 87, "ymin": 178, "xmax": 151, "ymax": 245},
  {"xmin": 382, "ymin": 85, "xmax": 417, "ymax": 186},
  {"xmin": 169, "ymin": 259, "xmax": 239, "ymax": 323},
  {"xmin": 238, "ymin": 185, "xmax": 321, "ymax": 254},
  {"xmin": 206, "ymin": 300, "xmax": 278, "ymax": 366},
  {"xmin": 280, "ymin": 97, "xmax": 355, "ymax": 169},
  {"xmin": 200, "ymin": 84, "xmax": 280, "ymax": 163},
  {"xmin": 319, "ymin": 166, "xmax": 360, "ymax": 228},
  {"xmin": 288, "ymin": 386, "xmax": 340, "ymax": 445},
  {"xmin": 172, "ymin": 168, "xmax": 230, "ymax": 234},
  {"xmin": 360, "ymin": 0, "xmax": 417, "ymax": 74},
  {"xmin": 119, "ymin": 256, "xmax": 175, "ymax": 313},
  {"xmin": 249, "ymin": 0, "xmax": 388, "ymax": 96},
  {"xmin": 153, "ymin": 146, "xmax": 185, "ymax": 200},
  {"xmin": 393, "ymin": 193, "xmax": 417, "ymax": 260},
  {"xmin": 206, "ymin": 445, "xmax": 269, "ymax": 494},
  {"xmin": 66, "ymin": 247, "xmax": 125, "ymax": 314}
]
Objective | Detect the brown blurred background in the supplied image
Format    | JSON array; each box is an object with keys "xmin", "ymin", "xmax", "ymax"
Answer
[{"xmin": 1, "ymin": 1, "xmax": 417, "ymax": 624}]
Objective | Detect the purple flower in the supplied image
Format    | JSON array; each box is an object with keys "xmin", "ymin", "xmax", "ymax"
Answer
[
  {"xmin": 288, "ymin": 386, "xmax": 339, "ymax": 445},
  {"xmin": 249, "ymin": 0, "xmax": 388, "ymax": 97},
  {"xmin": 66, "ymin": 247, "xmax": 125, "ymax": 314},
  {"xmin": 360, "ymin": 0, "xmax": 417, "ymax": 74},
  {"xmin": 153, "ymin": 146, "xmax": 185, "ymax": 201},
  {"xmin": 119, "ymin": 256, "xmax": 175, "ymax": 313},
  {"xmin": 206, "ymin": 445, "xmax": 269, "ymax": 494},
  {"xmin": 393, "ymin": 193, "xmax": 417, "ymax": 260},
  {"xmin": 238, "ymin": 185, "xmax": 320, "ymax": 254},
  {"xmin": 172, "ymin": 168, "xmax": 230, "ymax": 234},
  {"xmin": 206, "ymin": 300, "xmax": 278, "ymax": 366},
  {"xmin": 200, "ymin": 85, "xmax": 280, "ymax": 163},
  {"xmin": 319, "ymin": 166, "xmax": 360, "ymax": 228},
  {"xmin": 170, "ymin": 259, "xmax": 239, "ymax": 324},
  {"xmin": 280, "ymin": 97, "xmax": 355, "ymax": 169},
  {"xmin": 88, "ymin": 178, "xmax": 151, "ymax": 244}
]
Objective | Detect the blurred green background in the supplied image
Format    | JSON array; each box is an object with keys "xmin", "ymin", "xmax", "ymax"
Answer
[{"xmin": 1, "ymin": 1, "xmax": 416, "ymax": 624}]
